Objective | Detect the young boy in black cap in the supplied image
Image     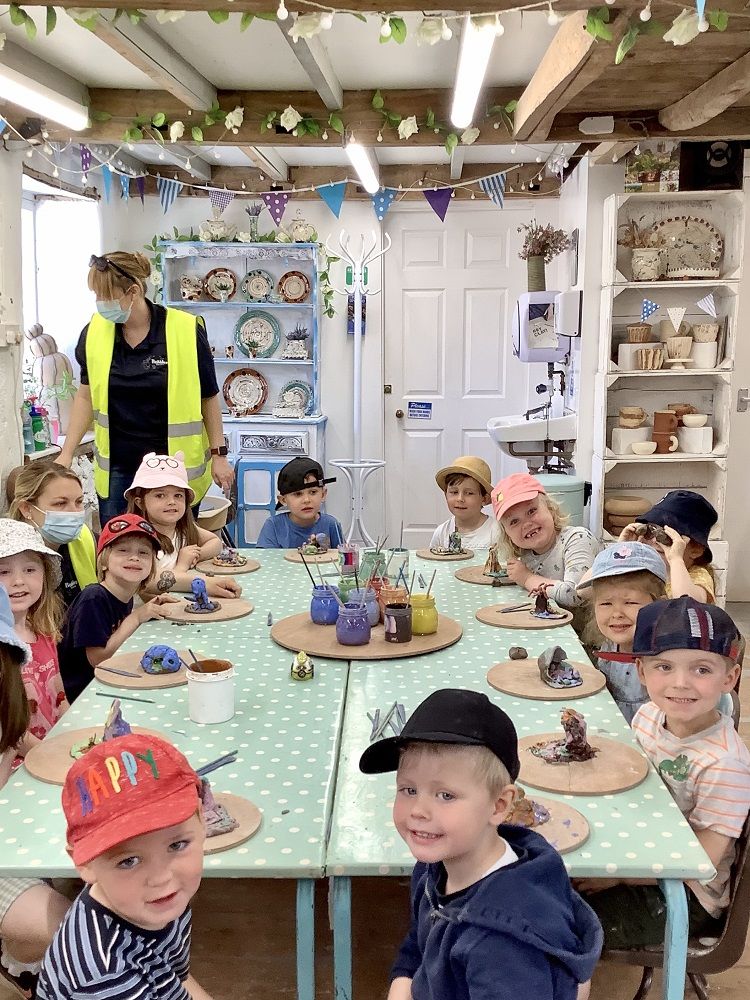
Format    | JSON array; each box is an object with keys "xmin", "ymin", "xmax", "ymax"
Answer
[
  {"xmin": 360, "ymin": 689, "xmax": 602, "ymax": 1000},
  {"xmin": 256, "ymin": 457, "xmax": 344, "ymax": 549},
  {"xmin": 619, "ymin": 489, "xmax": 717, "ymax": 603}
]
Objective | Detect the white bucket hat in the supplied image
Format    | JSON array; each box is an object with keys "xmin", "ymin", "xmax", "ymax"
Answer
[
  {"xmin": 0, "ymin": 518, "xmax": 63, "ymax": 589},
  {"xmin": 0, "ymin": 586, "xmax": 31, "ymax": 664}
]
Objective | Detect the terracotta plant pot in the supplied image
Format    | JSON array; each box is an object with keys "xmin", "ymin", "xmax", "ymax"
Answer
[
  {"xmin": 636, "ymin": 348, "xmax": 664, "ymax": 371},
  {"xmin": 626, "ymin": 324, "xmax": 652, "ymax": 343}
]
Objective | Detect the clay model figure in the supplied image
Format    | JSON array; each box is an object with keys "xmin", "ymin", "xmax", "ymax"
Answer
[
  {"xmin": 212, "ymin": 546, "xmax": 248, "ymax": 568},
  {"xmin": 430, "ymin": 531, "xmax": 467, "ymax": 557},
  {"xmin": 537, "ymin": 646, "xmax": 582, "ymax": 689},
  {"xmin": 141, "ymin": 644, "xmax": 182, "ymax": 674},
  {"xmin": 633, "ymin": 523, "xmax": 672, "ymax": 546},
  {"xmin": 300, "ymin": 533, "xmax": 330, "ymax": 555},
  {"xmin": 530, "ymin": 708, "xmax": 598, "ymax": 765},
  {"xmin": 71, "ymin": 699, "xmax": 132, "ymax": 759},
  {"xmin": 530, "ymin": 588, "xmax": 567, "ymax": 620},
  {"xmin": 200, "ymin": 778, "xmax": 239, "ymax": 838},
  {"xmin": 507, "ymin": 788, "xmax": 550, "ymax": 829},
  {"xmin": 186, "ymin": 578, "xmax": 220, "ymax": 614},
  {"xmin": 291, "ymin": 650, "xmax": 314, "ymax": 681},
  {"xmin": 482, "ymin": 545, "xmax": 507, "ymax": 578}
]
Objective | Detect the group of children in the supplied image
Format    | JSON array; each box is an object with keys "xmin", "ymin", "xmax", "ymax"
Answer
[{"xmin": 0, "ymin": 446, "xmax": 747, "ymax": 1000}]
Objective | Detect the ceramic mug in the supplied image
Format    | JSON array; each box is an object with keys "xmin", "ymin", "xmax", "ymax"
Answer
[
  {"xmin": 653, "ymin": 410, "xmax": 678, "ymax": 433},
  {"xmin": 652, "ymin": 432, "xmax": 679, "ymax": 454},
  {"xmin": 631, "ymin": 248, "xmax": 664, "ymax": 282},
  {"xmin": 618, "ymin": 406, "xmax": 647, "ymax": 428}
]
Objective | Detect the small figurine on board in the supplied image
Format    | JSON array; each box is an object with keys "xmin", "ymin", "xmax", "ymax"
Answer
[
  {"xmin": 200, "ymin": 778, "xmax": 239, "ymax": 838},
  {"xmin": 507, "ymin": 787, "xmax": 550, "ymax": 828},
  {"xmin": 300, "ymin": 533, "xmax": 330, "ymax": 555},
  {"xmin": 482, "ymin": 544, "xmax": 507, "ymax": 580},
  {"xmin": 212, "ymin": 545, "xmax": 248, "ymax": 568},
  {"xmin": 291, "ymin": 650, "xmax": 314, "ymax": 681},
  {"xmin": 141, "ymin": 644, "xmax": 182, "ymax": 675},
  {"xmin": 537, "ymin": 646, "xmax": 582, "ymax": 689},
  {"xmin": 71, "ymin": 699, "xmax": 132, "ymax": 759},
  {"xmin": 633, "ymin": 522, "xmax": 672, "ymax": 547},
  {"xmin": 430, "ymin": 531, "xmax": 467, "ymax": 557},
  {"xmin": 530, "ymin": 587, "xmax": 567, "ymax": 620},
  {"xmin": 509, "ymin": 646, "xmax": 528, "ymax": 660},
  {"xmin": 530, "ymin": 708, "xmax": 598, "ymax": 765},
  {"xmin": 186, "ymin": 578, "xmax": 220, "ymax": 614}
]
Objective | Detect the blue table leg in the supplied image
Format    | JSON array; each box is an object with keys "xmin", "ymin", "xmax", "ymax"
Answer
[
  {"xmin": 332, "ymin": 875, "xmax": 353, "ymax": 1000},
  {"xmin": 296, "ymin": 879, "xmax": 315, "ymax": 1000},
  {"xmin": 658, "ymin": 878, "xmax": 689, "ymax": 1000}
]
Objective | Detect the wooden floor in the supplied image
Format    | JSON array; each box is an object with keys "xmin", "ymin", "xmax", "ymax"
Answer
[{"xmin": 3, "ymin": 603, "xmax": 750, "ymax": 1000}]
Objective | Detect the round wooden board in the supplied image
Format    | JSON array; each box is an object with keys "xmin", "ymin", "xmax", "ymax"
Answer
[
  {"xmin": 455, "ymin": 565, "xmax": 514, "ymax": 586},
  {"xmin": 517, "ymin": 733, "xmax": 650, "ymax": 796},
  {"xmin": 204, "ymin": 793, "xmax": 262, "ymax": 855},
  {"xmin": 24, "ymin": 726, "xmax": 163, "ymax": 786},
  {"xmin": 195, "ymin": 557, "xmax": 260, "ymax": 576},
  {"xmin": 284, "ymin": 549, "xmax": 339, "ymax": 564},
  {"xmin": 510, "ymin": 795, "xmax": 590, "ymax": 855},
  {"xmin": 487, "ymin": 661, "xmax": 606, "ymax": 701},
  {"xmin": 270, "ymin": 612, "xmax": 462, "ymax": 661},
  {"xmin": 95, "ymin": 650, "xmax": 191, "ymax": 690},
  {"xmin": 160, "ymin": 598, "xmax": 254, "ymax": 624},
  {"xmin": 476, "ymin": 603, "xmax": 573, "ymax": 630},
  {"xmin": 415, "ymin": 548, "xmax": 474, "ymax": 562}
]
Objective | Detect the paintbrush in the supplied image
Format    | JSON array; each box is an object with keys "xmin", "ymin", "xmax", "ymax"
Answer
[
  {"xmin": 95, "ymin": 691, "xmax": 155, "ymax": 704},
  {"xmin": 408, "ymin": 571, "xmax": 416, "ymax": 598},
  {"xmin": 399, "ymin": 520, "xmax": 404, "ymax": 549},
  {"xmin": 188, "ymin": 649, "xmax": 204, "ymax": 672},
  {"xmin": 196, "ymin": 750, "xmax": 239, "ymax": 777},
  {"xmin": 426, "ymin": 570, "xmax": 437, "ymax": 597},
  {"xmin": 97, "ymin": 666, "xmax": 141, "ymax": 678},
  {"xmin": 299, "ymin": 551, "xmax": 317, "ymax": 587},
  {"xmin": 496, "ymin": 602, "xmax": 533, "ymax": 614},
  {"xmin": 318, "ymin": 565, "xmax": 345, "ymax": 607}
]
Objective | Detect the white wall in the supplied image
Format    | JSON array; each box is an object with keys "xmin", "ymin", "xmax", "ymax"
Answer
[
  {"xmin": 97, "ymin": 194, "xmax": 385, "ymax": 526},
  {"xmin": 0, "ymin": 149, "xmax": 26, "ymax": 499}
]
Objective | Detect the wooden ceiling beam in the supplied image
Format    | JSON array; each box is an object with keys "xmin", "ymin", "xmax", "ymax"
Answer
[
  {"xmin": 280, "ymin": 29, "xmax": 344, "ymax": 110},
  {"xmin": 548, "ymin": 106, "xmax": 750, "ymax": 141},
  {"xmin": 658, "ymin": 50, "xmax": 750, "ymax": 132},
  {"xmin": 14, "ymin": 0, "xmax": 633, "ymax": 13},
  {"xmin": 242, "ymin": 146, "xmax": 289, "ymax": 181},
  {"xmin": 450, "ymin": 147, "xmax": 465, "ymax": 180},
  {"xmin": 589, "ymin": 140, "xmax": 637, "ymax": 164}
]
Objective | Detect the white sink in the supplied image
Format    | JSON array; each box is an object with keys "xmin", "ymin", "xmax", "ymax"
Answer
[{"xmin": 487, "ymin": 411, "xmax": 577, "ymax": 446}]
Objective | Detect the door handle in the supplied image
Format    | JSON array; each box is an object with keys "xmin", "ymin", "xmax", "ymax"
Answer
[
  {"xmin": 395, "ymin": 409, "xmax": 404, "ymax": 418},
  {"xmin": 738, "ymin": 388, "xmax": 750, "ymax": 413}
]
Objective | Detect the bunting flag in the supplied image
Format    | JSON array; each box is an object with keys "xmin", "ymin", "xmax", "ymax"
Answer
[
  {"xmin": 136, "ymin": 176, "xmax": 146, "ymax": 205},
  {"xmin": 423, "ymin": 187, "xmax": 452, "ymax": 222},
  {"xmin": 371, "ymin": 188, "xmax": 396, "ymax": 222},
  {"xmin": 0, "ymin": 117, "xmax": 6, "ymax": 137},
  {"xmin": 316, "ymin": 181, "xmax": 347, "ymax": 219},
  {"xmin": 101, "ymin": 164, "xmax": 112, "ymax": 202},
  {"xmin": 80, "ymin": 144, "xmax": 91, "ymax": 173},
  {"xmin": 157, "ymin": 176, "xmax": 183, "ymax": 214},
  {"xmin": 667, "ymin": 306, "xmax": 686, "ymax": 333},
  {"xmin": 262, "ymin": 190, "xmax": 289, "ymax": 227},
  {"xmin": 641, "ymin": 298, "xmax": 659, "ymax": 323},
  {"xmin": 479, "ymin": 171, "xmax": 506, "ymax": 208},
  {"xmin": 120, "ymin": 174, "xmax": 130, "ymax": 201},
  {"xmin": 696, "ymin": 292, "xmax": 716, "ymax": 318},
  {"xmin": 209, "ymin": 188, "xmax": 235, "ymax": 216}
]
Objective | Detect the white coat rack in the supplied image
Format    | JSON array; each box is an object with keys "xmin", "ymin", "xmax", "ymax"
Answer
[{"xmin": 325, "ymin": 229, "xmax": 392, "ymax": 545}]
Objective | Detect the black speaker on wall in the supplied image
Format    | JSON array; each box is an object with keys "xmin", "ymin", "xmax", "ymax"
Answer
[{"xmin": 679, "ymin": 141, "xmax": 744, "ymax": 191}]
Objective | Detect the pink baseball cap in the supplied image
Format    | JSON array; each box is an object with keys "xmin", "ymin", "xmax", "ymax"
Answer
[
  {"xmin": 124, "ymin": 452, "xmax": 195, "ymax": 504},
  {"xmin": 491, "ymin": 473, "xmax": 546, "ymax": 520}
]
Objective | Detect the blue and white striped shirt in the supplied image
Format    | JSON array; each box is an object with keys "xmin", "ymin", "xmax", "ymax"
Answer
[{"xmin": 37, "ymin": 886, "xmax": 191, "ymax": 1000}]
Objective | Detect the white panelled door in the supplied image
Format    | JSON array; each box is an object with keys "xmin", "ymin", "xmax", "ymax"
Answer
[{"xmin": 384, "ymin": 203, "xmax": 553, "ymax": 548}]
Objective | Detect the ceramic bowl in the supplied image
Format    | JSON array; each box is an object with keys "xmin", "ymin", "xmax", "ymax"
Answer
[
  {"xmin": 636, "ymin": 348, "xmax": 664, "ymax": 371},
  {"xmin": 682, "ymin": 413, "xmax": 708, "ymax": 428},
  {"xmin": 631, "ymin": 441, "xmax": 658, "ymax": 456},
  {"xmin": 626, "ymin": 324, "xmax": 653, "ymax": 344},
  {"xmin": 604, "ymin": 494, "xmax": 651, "ymax": 517},
  {"xmin": 666, "ymin": 336, "xmax": 693, "ymax": 360},
  {"xmin": 692, "ymin": 323, "xmax": 719, "ymax": 343}
]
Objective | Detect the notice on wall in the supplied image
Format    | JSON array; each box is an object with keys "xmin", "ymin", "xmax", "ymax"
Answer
[{"xmin": 408, "ymin": 401, "xmax": 432, "ymax": 420}]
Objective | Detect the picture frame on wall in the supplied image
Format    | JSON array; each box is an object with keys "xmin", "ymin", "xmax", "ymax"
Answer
[{"xmin": 624, "ymin": 141, "xmax": 681, "ymax": 193}]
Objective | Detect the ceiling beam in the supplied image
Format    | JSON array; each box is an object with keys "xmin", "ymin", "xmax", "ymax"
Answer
[
  {"xmin": 658, "ymin": 50, "xmax": 750, "ymax": 132},
  {"xmin": 589, "ymin": 140, "xmax": 637, "ymax": 164},
  {"xmin": 15, "ymin": 0, "xmax": 631, "ymax": 13},
  {"xmin": 513, "ymin": 11, "xmax": 629, "ymax": 142},
  {"xmin": 280, "ymin": 29, "xmax": 344, "ymax": 110},
  {"xmin": 548, "ymin": 106, "xmax": 750, "ymax": 141},
  {"xmin": 80, "ymin": 9, "xmax": 217, "ymax": 111},
  {"xmin": 87, "ymin": 142, "xmax": 148, "ymax": 175},
  {"xmin": 449, "ymin": 147, "xmax": 465, "ymax": 180},
  {"xmin": 160, "ymin": 144, "xmax": 213, "ymax": 181},
  {"xmin": 242, "ymin": 146, "xmax": 289, "ymax": 182}
]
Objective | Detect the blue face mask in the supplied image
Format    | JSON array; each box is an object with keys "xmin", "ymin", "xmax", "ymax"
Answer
[
  {"xmin": 34, "ymin": 507, "xmax": 86, "ymax": 546},
  {"xmin": 96, "ymin": 299, "xmax": 132, "ymax": 324}
]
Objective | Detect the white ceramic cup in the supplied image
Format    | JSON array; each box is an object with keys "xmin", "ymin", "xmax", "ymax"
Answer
[
  {"xmin": 187, "ymin": 662, "xmax": 235, "ymax": 724},
  {"xmin": 690, "ymin": 342, "xmax": 718, "ymax": 369}
]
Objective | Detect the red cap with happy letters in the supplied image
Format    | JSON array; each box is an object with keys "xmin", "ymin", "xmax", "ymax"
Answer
[{"xmin": 63, "ymin": 734, "xmax": 202, "ymax": 866}]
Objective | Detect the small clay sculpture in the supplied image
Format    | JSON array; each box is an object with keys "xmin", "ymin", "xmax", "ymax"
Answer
[
  {"xmin": 530, "ymin": 588, "xmax": 567, "ymax": 620},
  {"xmin": 141, "ymin": 644, "xmax": 182, "ymax": 674},
  {"xmin": 537, "ymin": 646, "xmax": 582, "ymax": 689},
  {"xmin": 186, "ymin": 578, "xmax": 220, "ymax": 614},
  {"xmin": 483, "ymin": 545, "xmax": 507, "ymax": 578},
  {"xmin": 507, "ymin": 788, "xmax": 550, "ymax": 828},
  {"xmin": 634, "ymin": 522, "xmax": 672, "ymax": 546},
  {"xmin": 509, "ymin": 646, "xmax": 528, "ymax": 660},
  {"xmin": 212, "ymin": 546, "xmax": 248, "ymax": 568},
  {"xmin": 70, "ymin": 699, "xmax": 131, "ymax": 759},
  {"xmin": 291, "ymin": 650, "xmax": 314, "ymax": 680},
  {"xmin": 430, "ymin": 531, "xmax": 467, "ymax": 556},
  {"xmin": 200, "ymin": 779, "xmax": 239, "ymax": 838},
  {"xmin": 530, "ymin": 708, "xmax": 598, "ymax": 765},
  {"xmin": 300, "ymin": 533, "xmax": 330, "ymax": 555}
]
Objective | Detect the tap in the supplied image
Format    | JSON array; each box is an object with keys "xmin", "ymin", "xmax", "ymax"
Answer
[{"xmin": 524, "ymin": 403, "xmax": 550, "ymax": 420}]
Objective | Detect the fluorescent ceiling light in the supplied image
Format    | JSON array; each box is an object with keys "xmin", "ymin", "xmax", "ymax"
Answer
[
  {"xmin": 0, "ymin": 41, "xmax": 90, "ymax": 131},
  {"xmin": 451, "ymin": 16, "xmax": 496, "ymax": 130},
  {"xmin": 346, "ymin": 138, "xmax": 379, "ymax": 194}
]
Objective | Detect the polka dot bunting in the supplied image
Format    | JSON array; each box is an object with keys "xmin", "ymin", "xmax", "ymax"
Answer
[
  {"xmin": 371, "ymin": 188, "xmax": 396, "ymax": 222},
  {"xmin": 261, "ymin": 191, "xmax": 289, "ymax": 227}
]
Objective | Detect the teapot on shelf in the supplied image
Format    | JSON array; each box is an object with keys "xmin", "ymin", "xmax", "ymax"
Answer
[{"xmin": 285, "ymin": 210, "xmax": 318, "ymax": 244}]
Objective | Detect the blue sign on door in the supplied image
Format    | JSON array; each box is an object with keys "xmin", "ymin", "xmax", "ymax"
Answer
[{"xmin": 408, "ymin": 401, "xmax": 432, "ymax": 420}]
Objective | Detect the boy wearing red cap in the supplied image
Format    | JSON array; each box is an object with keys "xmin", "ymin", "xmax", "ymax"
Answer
[
  {"xmin": 59, "ymin": 514, "xmax": 177, "ymax": 703},
  {"xmin": 37, "ymin": 734, "xmax": 212, "ymax": 1000}
]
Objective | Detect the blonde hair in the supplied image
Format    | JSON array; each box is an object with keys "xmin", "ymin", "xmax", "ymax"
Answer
[
  {"xmin": 8, "ymin": 461, "xmax": 83, "ymax": 519},
  {"xmin": 583, "ymin": 570, "xmax": 667, "ymax": 647},
  {"xmin": 399, "ymin": 742, "xmax": 512, "ymax": 798},
  {"xmin": 87, "ymin": 252, "xmax": 151, "ymax": 299},
  {"xmin": 97, "ymin": 540, "xmax": 157, "ymax": 589},
  {"xmin": 14, "ymin": 550, "xmax": 64, "ymax": 643},
  {"xmin": 496, "ymin": 493, "xmax": 569, "ymax": 559},
  {"xmin": 127, "ymin": 489, "xmax": 198, "ymax": 548}
]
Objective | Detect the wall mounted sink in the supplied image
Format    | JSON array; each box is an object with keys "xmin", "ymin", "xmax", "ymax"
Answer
[{"xmin": 487, "ymin": 412, "xmax": 577, "ymax": 445}]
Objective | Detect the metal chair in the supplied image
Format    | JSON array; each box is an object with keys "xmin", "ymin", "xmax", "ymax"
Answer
[{"xmin": 600, "ymin": 813, "xmax": 750, "ymax": 999}]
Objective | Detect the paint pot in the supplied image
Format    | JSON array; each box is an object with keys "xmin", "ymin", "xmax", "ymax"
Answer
[
  {"xmin": 411, "ymin": 594, "xmax": 438, "ymax": 636},
  {"xmin": 384, "ymin": 603, "xmax": 412, "ymax": 643},
  {"xmin": 310, "ymin": 584, "xmax": 340, "ymax": 625},
  {"xmin": 387, "ymin": 547, "xmax": 409, "ymax": 583},
  {"xmin": 338, "ymin": 544, "xmax": 360, "ymax": 577},
  {"xmin": 378, "ymin": 584, "xmax": 408, "ymax": 623},
  {"xmin": 359, "ymin": 548, "xmax": 382, "ymax": 583},
  {"xmin": 348, "ymin": 587, "xmax": 380, "ymax": 627},
  {"xmin": 335, "ymin": 603, "xmax": 371, "ymax": 646},
  {"xmin": 337, "ymin": 575, "xmax": 356, "ymax": 603},
  {"xmin": 187, "ymin": 659, "xmax": 235, "ymax": 725}
]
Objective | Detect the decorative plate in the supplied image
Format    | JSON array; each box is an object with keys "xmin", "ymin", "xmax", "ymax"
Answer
[
  {"xmin": 278, "ymin": 270, "xmax": 311, "ymax": 303},
  {"xmin": 648, "ymin": 216, "xmax": 723, "ymax": 268},
  {"xmin": 204, "ymin": 267, "xmax": 237, "ymax": 302},
  {"xmin": 234, "ymin": 310, "xmax": 281, "ymax": 359},
  {"xmin": 222, "ymin": 368, "xmax": 268, "ymax": 415},
  {"xmin": 241, "ymin": 269, "xmax": 274, "ymax": 302},
  {"xmin": 279, "ymin": 378, "xmax": 313, "ymax": 415}
]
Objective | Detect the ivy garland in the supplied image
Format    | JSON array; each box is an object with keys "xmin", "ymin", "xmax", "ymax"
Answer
[{"xmin": 585, "ymin": 6, "xmax": 729, "ymax": 64}]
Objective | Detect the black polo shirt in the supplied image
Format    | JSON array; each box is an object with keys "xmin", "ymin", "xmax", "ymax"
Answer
[{"xmin": 76, "ymin": 300, "xmax": 219, "ymax": 476}]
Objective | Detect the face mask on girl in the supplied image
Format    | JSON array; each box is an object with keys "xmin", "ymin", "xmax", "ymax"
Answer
[
  {"xmin": 33, "ymin": 507, "xmax": 86, "ymax": 545},
  {"xmin": 96, "ymin": 298, "xmax": 132, "ymax": 324}
]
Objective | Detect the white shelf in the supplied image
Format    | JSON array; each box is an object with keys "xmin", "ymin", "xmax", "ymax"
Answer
[
  {"xmin": 602, "ymin": 368, "xmax": 732, "ymax": 381},
  {"xmin": 213, "ymin": 358, "xmax": 313, "ymax": 365},
  {"xmin": 608, "ymin": 279, "xmax": 739, "ymax": 290},
  {"xmin": 165, "ymin": 300, "xmax": 314, "ymax": 310},
  {"xmin": 596, "ymin": 452, "xmax": 727, "ymax": 464}
]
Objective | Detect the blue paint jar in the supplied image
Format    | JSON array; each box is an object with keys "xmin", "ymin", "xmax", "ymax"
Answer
[
  {"xmin": 310, "ymin": 585, "xmax": 339, "ymax": 625},
  {"xmin": 348, "ymin": 587, "xmax": 380, "ymax": 627},
  {"xmin": 336, "ymin": 602, "xmax": 371, "ymax": 646}
]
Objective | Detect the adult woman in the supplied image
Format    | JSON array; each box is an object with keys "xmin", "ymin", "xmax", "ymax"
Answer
[{"xmin": 56, "ymin": 252, "xmax": 233, "ymax": 523}]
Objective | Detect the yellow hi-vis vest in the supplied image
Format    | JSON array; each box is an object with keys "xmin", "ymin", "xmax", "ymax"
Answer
[
  {"xmin": 86, "ymin": 308, "xmax": 213, "ymax": 503},
  {"xmin": 67, "ymin": 525, "xmax": 97, "ymax": 588}
]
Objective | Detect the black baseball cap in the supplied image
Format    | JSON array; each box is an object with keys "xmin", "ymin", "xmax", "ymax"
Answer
[
  {"xmin": 633, "ymin": 596, "xmax": 741, "ymax": 661},
  {"xmin": 636, "ymin": 490, "xmax": 716, "ymax": 560},
  {"xmin": 275, "ymin": 458, "xmax": 336, "ymax": 509},
  {"xmin": 359, "ymin": 688, "xmax": 520, "ymax": 781}
]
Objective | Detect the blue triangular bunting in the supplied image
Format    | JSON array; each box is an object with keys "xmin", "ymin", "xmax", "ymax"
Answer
[
  {"xmin": 157, "ymin": 176, "xmax": 183, "ymax": 214},
  {"xmin": 101, "ymin": 164, "xmax": 112, "ymax": 202},
  {"xmin": 479, "ymin": 171, "xmax": 506, "ymax": 208},
  {"xmin": 371, "ymin": 187, "xmax": 396, "ymax": 222},
  {"xmin": 119, "ymin": 174, "xmax": 130, "ymax": 201},
  {"xmin": 316, "ymin": 181, "xmax": 347, "ymax": 218}
]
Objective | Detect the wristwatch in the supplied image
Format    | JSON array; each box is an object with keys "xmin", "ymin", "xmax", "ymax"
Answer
[{"xmin": 210, "ymin": 446, "xmax": 229, "ymax": 457}]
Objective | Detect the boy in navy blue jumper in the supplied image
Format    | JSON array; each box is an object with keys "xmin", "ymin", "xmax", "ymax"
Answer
[{"xmin": 360, "ymin": 689, "xmax": 603, "ymax": 1000}]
